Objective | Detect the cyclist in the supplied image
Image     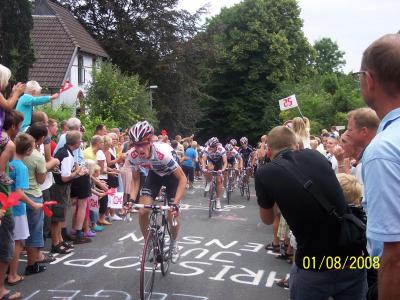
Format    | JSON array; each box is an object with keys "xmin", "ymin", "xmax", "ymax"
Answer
[
  {"xmin": 202, "ymin": 137, "xmax": 227, "ymax": 209},
  {"xmin": 223, "ymin": 143, "xmax": 242, "ymax": 198},
  {"xmin": 239, "ymin": 137, "xmax": 256, "ymax": 184},
  {"xmin": 230, "ymin": 139, "xmax": 239, "ymax": 152},
  {"xmin": 127, "ymin": 121, "xmax": 186, "ymax": 263}
]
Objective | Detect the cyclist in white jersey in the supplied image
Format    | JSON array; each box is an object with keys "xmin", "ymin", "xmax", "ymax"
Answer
[
  {"xmin": 202, "ymin": 137, "xmax": 227, "ymax": 209},
  {"xmin": 127, "ymin": 121, "xmax": 186, "ymax": 263},
  {"xmin": 223, "ymin": 143, "xmax": 242, "ymax": 198}
]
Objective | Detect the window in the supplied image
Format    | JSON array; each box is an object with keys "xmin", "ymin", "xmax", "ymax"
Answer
[{"xmin": 78, "ymin": 55, "xmax": 85, "ymax": 84}]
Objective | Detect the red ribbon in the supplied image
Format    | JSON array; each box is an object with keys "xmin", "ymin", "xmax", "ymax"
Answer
[
  {"xmin": 106, "ymin": 188, "xmax": 117, "ymax": 196},
  {"xmin": 43, "ymin": 201, "xmax": 58, "ymax": 217},
  {"xmin": 0, "ymin": 192, "xmax": 21, "ymax": 210}
]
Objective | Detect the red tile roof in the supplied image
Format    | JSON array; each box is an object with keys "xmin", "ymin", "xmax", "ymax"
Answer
[{"xmin": 29, "ymin": 0, "xmax": 108, "ymax": 89}]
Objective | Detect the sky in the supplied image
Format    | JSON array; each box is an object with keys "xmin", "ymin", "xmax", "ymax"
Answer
[{"xmin": 178, "ymin": 0, "xmax": 400, "ymax": 73}]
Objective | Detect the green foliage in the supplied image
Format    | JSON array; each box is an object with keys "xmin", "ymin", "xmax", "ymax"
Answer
[
  {"xmin": 0, "ymin": 0, "xmax": 35, "ymax": 82},
  {"xmin": 40, "ymin": 104, "xmax": 74, "ymax": 123},
  {"xmin": 85, "ymin": 62, "xmax": 158, "ymax": 131},
  {"xmin": 313, "ymin": 38, "xmax": 346, "ymax": 74},
  {"xmin": 275, "ymin": 73, "xmax": 364, "ymax": 134},
  {"xmin": 198, "ymin": 0, "xmax": 314, "ymax": 143}
]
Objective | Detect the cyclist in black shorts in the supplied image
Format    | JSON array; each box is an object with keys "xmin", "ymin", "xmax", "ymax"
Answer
[
  {"xmin": 223, "ymin": 143, "xmax": 242, "ymax": 198},
  {"xmin": 239, "ymin": 137, "xmax": 256, "ymax": 183},
  {"xmin": 202, "ymin": 137, "xmax": 227, "ymax": 209},
  {"xmin": 127, "ymin": 121, "xmax": 187, "ymax": 263}
]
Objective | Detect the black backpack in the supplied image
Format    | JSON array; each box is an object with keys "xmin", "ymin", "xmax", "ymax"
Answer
[{"xmin": 272, "ymin": 154, "xmax": 367, "ymax": 254}]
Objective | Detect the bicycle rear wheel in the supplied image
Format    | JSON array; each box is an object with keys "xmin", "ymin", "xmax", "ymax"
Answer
[
  {"xmin": 140, "ymin": 232, "xmax": 156, "ymax": 300},
  {"xmin": 160, "ymin": 220, "xmax": 171, "ymax": 275},
  {"xmin": 208, "ymin": 181, "xmax": 215, "ymax": 218}
]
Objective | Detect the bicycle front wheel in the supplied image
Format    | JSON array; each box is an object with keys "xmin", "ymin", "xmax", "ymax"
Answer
[
  {"xmin": 245, "ymin": 182, "xmax": 250, "ymax": 201},
  {"xmin": 160, "ymin": 221, "xmax": 171, "ymax": 276},
  {"xmin": 140, "ymin": 232, "xmax": 156, "ymax": 300},
  {"xmin": 208, "ymin": 181, "xmax": 215, "ymax": 218}
]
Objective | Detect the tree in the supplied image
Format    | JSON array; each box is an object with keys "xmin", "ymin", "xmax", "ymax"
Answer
[
  {"xmin": 0, "ymin": 0, "xmax": 34, "ymax": 82},
  {"xmin": 56, "ymin": 0, "xmax": 207, "ymax": 135},
  {"xmin": 276, "ymin": 73, "xmax": 364, "ymax": 134},
  {"xmin": 85, "ymin": 62, "xmax": 158, "ymax": 131},
  {"xmin": 313, "ymin": 38, "xmax": 346, "ymax": 74},
  {"xmin": 197, "ymin": 0, "xmax": 314, "ymax": 143}
]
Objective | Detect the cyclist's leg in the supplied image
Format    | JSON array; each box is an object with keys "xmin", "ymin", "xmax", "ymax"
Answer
[
  {"xmin": 164, "ymin": 174, "xmax": 180, "ymax": 262},
  {"xmin": 204, "ymin": 162, "xmax": 214, "ymax": 190},
  {"xmin": 138, "ymin": 171, "xmax": 162, "ymax": 239},
  {"xmin": 215, "ymin": 160, "xmax": 223, "ymax": 199},
  {"xmin": 164, "ymin": 174, "xmax": 180, "ymax": 241}
]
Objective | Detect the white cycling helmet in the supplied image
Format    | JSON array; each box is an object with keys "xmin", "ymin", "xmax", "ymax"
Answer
[
  {"xmin": 225, "ymin": 143, "xmax": 233, "ymax": 151},
  {"xmin": 208, "ymin": 137, "xmax": 219, "ymax": 147},
  {"xmin": 230, "ymin": 139, "xmax": 237, "ymax": 146},
  {"xmin": 240, "ymin": 137, "xmax": 248, "ymax": 144},
  {"xmin": 129, "ymin": 120, "xmax": 154, "ymax": 142}
]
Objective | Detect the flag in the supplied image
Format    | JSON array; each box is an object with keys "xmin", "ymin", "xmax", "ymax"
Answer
[
  {"xmin": 60, "ymin": 81, "xmax": 73, "ymax": 93},
  {"xmin": 278, "ymin": 94, "xmax": 298, "ymax": 111}
]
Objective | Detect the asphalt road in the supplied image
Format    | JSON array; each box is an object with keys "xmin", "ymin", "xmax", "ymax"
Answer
[{"xmin": 14, "ymin": 178, "xmax": 291, "ymax": 300}]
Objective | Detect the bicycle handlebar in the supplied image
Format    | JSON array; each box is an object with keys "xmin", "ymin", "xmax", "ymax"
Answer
[{"xmin": 134, "ymin": 204, "xmax": 180, "ymax": 211}]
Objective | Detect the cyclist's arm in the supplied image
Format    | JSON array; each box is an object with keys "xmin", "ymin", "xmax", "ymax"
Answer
[
  {"xmin": 221, "ymin": 155, "xmax": 228, "ymax": 172},
  {"xmin": 238, "ymin": 156, "xmax": 243, "ymax": 170},
  {"xmin": 130, "ymin": 170, "xmax": 141, "ymax": 201},
  {"xmin": 202, "ymin": 155, "xmax": 208, "ymax": 170},
  {"xmin": 172, "ymin": 166, "xmax": 187, "ymax": 204}
]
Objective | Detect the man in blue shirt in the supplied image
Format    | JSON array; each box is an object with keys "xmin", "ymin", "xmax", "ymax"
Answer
[
  {"xmin": 360, "ymin": 34, "xmax": 400, "ymax": 300},
  {"xmin": 181, "ymin": 141, "xmax": 198, "ymax": 191}
]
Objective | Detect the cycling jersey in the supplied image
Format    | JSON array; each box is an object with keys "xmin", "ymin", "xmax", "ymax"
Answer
[
  {"xmin": 127, "ymin": 142, "xmax": 179, "ymax": 176},
  {"xmin": 239, "ymin": 146, "xmax": 254, "ymax": 167},
  {"xmin": 226, "ymin": 149, "xmax": 240, "ymax": 165},
  {"xmin": 203, "ymin": 143, "xmax": 226, "ymax": 163}
]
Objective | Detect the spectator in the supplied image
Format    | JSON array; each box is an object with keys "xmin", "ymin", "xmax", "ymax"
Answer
[
  {"xmin": 359, "ymin": 34, "xmax": 400, "ymax": 300},
  {"xmin": 16, "ymin": 80, "xmax": 58, "ymax": 132},
  {"xmin": 8, "ymin": 134, "xmax": 43, "ymax": 285},
  {"xmin": 181, "ymin": 141, "xmax": 198, "ymax": 191},
  {"xmin": 0, "ymin": 64, "xmax": 26, "ymax": 186},
  {"xmin": 255, "ymin": 126, "xmax": 367, "ymax": 299},
  {"xmin": 292, "ymin": 117, "xmax": 311, "ymax": 149},
  {"xmin": 52, "ymin": 130, "xmax": 86, "ymax": 250},
  {"xmin": 95, "ymin": 124, "xmax": 107, "ymax": 136},
  {"xmin": 0, "ymin": 110, "xmax": 25, "ymax": 300},
  {"xmin": 48, "ymin": 119, "xmax": 58, "ymax": 156},
  {"xmin": 325, "ymin": 137, "xmax": 339, "ymax": 173},
  {"xmin": 23, "ymin": 122, "xmax": 50, "ymax": 275}
]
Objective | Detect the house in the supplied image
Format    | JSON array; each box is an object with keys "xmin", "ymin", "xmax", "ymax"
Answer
[{"xmin": 29, "ymin": 0, "xmax": 108, "ymax": 109}]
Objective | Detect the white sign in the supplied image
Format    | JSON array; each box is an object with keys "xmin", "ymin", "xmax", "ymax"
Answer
[
  {"xmin": 88, "ymin": 195, "xmax": 99, "ymax": 213},
  {"xmin": 278, "ymin": 94, "xmax": 298, "ymax": 111},
  {"xmin": 108, "ymin": 192, "xmax": 124, "ymax": 209}
]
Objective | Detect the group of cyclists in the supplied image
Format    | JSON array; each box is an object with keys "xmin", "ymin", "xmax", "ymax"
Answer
[{"xmin": 126, "ymin": 120, "xmax": 260, "ymax": 264}]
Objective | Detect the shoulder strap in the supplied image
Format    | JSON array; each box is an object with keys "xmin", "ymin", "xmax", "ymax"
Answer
[{"xmin": 272, "ymin": 156, "xmax": 341, "ymax": 218}]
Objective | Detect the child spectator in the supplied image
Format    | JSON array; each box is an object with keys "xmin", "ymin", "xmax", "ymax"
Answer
[
  {"xmin": 8, "ymin": 134, "xmax": 43, "ymax": 285},
  {"xmin": 336, "ymin": 173, "xmax": 366, "ymax": 223},
  {"xmin": 23, "ymin": 122, "xmax": 54, "ymax": 275},
  {"xmin": 0, "ymin": 110, "xmax": 24, "ymax": 300}
]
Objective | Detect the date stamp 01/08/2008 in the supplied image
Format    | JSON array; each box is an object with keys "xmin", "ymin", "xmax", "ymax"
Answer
[{"xmin": 302, "ymin": 256, "xmax": 380, "ymax": 271}]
